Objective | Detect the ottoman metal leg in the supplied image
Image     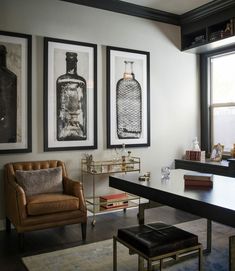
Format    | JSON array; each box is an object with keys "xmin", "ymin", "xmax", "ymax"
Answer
[
  {"xmin": 199, "ymin": 246, "xmax": 203, "ymax": 271},
  {"xmin": 147, "ymin": 259, "xmax": 152, "ymax": 271},
  {"xmin": 113, "ymin": 236, "xmax": 117, "ymax": 271},
  {"xmin": 138, "ymin": 256, "xmax": 144, "ymax": 271},
  {"xmin": 229, "ymin": 236, "xmax": 235, "ymax": 271}
]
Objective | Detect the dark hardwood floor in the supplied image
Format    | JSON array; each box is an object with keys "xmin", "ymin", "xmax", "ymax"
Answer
[{"xmin": 0, "ymin": 206, "xmax": 198, "ymax": 271}]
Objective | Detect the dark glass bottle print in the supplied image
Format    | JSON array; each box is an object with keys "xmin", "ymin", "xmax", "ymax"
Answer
[
  {"xmin": 116, "ymin": 61, "xmax": 142, "ymax": 139},
  {"xmin": 0, "ymin": 45, "xmax": 17, "ymax": 143},
  {"xmin": 57, "ymin": 52, "xmax": 87, "ymax": 141}
]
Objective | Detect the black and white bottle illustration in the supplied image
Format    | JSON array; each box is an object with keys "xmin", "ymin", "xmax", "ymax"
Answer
[
  {"xmin": 56, "ymin": 52, "xmax": 87, "ymax": 141},
  {"xmin": 116, "ymin": 61, "xmax": 142, "ymax": 139},
  {"xmin": 0, "ymin": 45, "xmax": 17, "ymax": 143}
]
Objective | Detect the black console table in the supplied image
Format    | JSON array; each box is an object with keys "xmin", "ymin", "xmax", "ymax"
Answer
[{"xmin": 175, "ymin": 158, "xmax": 235, "ymax": 177}]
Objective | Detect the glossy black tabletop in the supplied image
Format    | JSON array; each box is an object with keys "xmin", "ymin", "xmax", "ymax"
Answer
[{"xmin": 109, "ymin": 169, "xmax": 235, "ymax": 227}]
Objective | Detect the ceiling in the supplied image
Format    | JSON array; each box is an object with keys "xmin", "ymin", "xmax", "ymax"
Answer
[
  {"xmin": 61, "ymin": 0, "xmax": 231, "ymax": 26},
  {"xmin": 121, "ymin": 0, "xmax": 214, "ymax": 15}
]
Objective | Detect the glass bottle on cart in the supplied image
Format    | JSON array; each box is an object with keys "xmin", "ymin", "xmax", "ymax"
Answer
[
  {"xmin": 116, "ymin": 60, "xmax": 142, "ymax": 139},
  {"xmin": 0, "ymin": 45, "xmax": 17, "ymax": 143},
  {"xmin": 56, "ymin": 52, "xmax": 87, "ymax": 141}
]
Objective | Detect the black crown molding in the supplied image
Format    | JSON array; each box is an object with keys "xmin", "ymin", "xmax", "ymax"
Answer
[
  {"xmin": 61, "ymin": 0, "xmax": 180, "ymax": 25},
  {"xmin": 61, "ymin": 0, "xmax": 235, "ymax": 27},
  {"xmin": 180, "ymin": 0, "xmax": 235, "ymax": 25}
]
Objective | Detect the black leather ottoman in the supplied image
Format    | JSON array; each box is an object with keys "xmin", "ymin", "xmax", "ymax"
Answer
[{"xmin": 113, "ymin": 222, "xmax": 202, "ymax": 271}]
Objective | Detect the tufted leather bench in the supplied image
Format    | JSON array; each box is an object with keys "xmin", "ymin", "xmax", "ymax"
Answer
[{"xmin": 113, "ymin": 222, "xmax": 202, "ymax": 271}]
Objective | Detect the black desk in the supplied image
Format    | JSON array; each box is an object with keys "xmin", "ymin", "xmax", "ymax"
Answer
[{"xmin": 109, "ymin": 169, "xmax": 235, "ymax": 270}]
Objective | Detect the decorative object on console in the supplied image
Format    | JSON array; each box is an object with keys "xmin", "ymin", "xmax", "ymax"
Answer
[
  {"xmin": 231, "ymin": 144, "xmax": 235, "ymax": 158},
  {"xmin": 44, "ymin": 37, "xmax": 97, "ymax": 151},
  {"xmin": 185, "ymin": 137, "xmax": 205, "ymax": 162},
  {"xmin": 106, "ymin": 46, "xmax": 150, "ymax": 148},
  {"xmin": 0, "ymin": 30, "xmax": 32, "ymax": 154},
  {"xmin": 184, "ymin": 173, "xmax": 213, "ymax": 188},
  {"xmin": 192, "ymin": 137, "xmax": 200, "ymax": 151},
  {"xmin": 184, "ymin": 137, "xmax": 205, "ymax": 162},
  {"xmin": 185, "ymin": 150, "xmax": 205, "ymax": 162},
  {"xmin": 210, "ymin": 143, "xmax": 224, "ymax": 162}
]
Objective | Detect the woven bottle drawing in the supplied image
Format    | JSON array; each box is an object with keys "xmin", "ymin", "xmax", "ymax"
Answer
[
  {"xmin": 56, "ymin": 52, "xmax": 87, "ymax": 141},
  {"xmin": 116, "ymin": 61, "xmax": 142, "ymax": 139},
  {"xmin": 0, "ymin": 45, "xmax": 17, "ymax": 143}
]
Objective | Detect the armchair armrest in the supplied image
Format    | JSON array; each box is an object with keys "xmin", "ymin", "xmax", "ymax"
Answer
[
  {"xmin": 4, "ymin": 173, "xmax": 27, "ymax": 225},
  {"xmin": 63, "ymin": 177, "xmax": 87, "ymax": 213}
]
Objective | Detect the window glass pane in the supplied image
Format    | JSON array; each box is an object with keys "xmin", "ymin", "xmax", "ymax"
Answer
[
  {"xmin": 212, "ymin": 106, "xmax": 235, "ymax": 152},
  {"xmin": 211, "ymin": 53, "xmax": 235, "ymax": 103}
]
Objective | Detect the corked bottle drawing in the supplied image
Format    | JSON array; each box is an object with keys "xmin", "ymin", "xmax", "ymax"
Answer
[{"xmin": 56, "ymin": 52, "xmax": 87, "ymax": 141}]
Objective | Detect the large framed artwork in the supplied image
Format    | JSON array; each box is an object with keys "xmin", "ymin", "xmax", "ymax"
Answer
[
  {"xmin": 107, "ymin": 46, "xmax": 150, "ymax": 148},
  {"xmin": 0, "ymin": 31, "xmax": 32, "ymax": 154},
  {"xmin": 44, "ymin": 37, "xmax": 97, "ymax": 151}
]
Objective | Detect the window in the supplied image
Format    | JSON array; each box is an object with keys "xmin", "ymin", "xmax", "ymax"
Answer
[{"xmin": 200, "ymin": 46, "xmax": 235, "ymax": 155}]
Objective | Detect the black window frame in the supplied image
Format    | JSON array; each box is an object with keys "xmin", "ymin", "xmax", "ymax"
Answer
[{"xmin": 200, "ymin": 45, "xmax": 235, "ymax": 156}]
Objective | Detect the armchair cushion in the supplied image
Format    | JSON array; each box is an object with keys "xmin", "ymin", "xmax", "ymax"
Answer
[
  {"xmin": 15, "ymin": 167, "xmax": 63, "ymax": 197},
  {"xmin": 27, "ymin": 193, "xmax": 79, "ymax": 216}
]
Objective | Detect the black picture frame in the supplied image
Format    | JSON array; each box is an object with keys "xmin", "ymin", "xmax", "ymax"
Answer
[
  {"xmin": 44, "ymin": 37, "xmax": 97, "ymax": 151},
  {"xmin": 0, "ymin": 30, "xmax": 32, "ymax": 154},
  {"xmin": 107, "ymin": 46, "xmax": 150, "ymax": 148}
]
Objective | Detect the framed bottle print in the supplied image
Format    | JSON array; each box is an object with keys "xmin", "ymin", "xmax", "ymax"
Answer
[
  {"xmin": 44, "ymin": 37, "xmax": 97, "ymax": 151},
  {"xmin": 107, "ymin": 46, "xmax": 150, "ymax": 148},
  {"xmin": 0, "ymin": 31, "xmax": 32, "ymax": 154}
]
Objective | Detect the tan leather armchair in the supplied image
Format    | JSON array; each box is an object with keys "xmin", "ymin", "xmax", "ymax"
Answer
[{"xmin": 4, "ymin": 160, "xmax": 87, "ymax": 247}]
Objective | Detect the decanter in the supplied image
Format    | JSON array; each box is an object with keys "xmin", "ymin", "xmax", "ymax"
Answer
[
  {"xmin": 56, "ymin": 52, "xmax": 87, "ymax": 141},
  {"xmin": 0, "ymin": 45, "xmax": 17, "ymax": 143},
  {"xmin": 116, "ymin": 61, "xmax": 142, "ymax": 139}
]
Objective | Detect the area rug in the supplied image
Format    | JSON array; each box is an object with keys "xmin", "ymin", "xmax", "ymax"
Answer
[{"xmin": 22, "ymin": 219, "xmax": 235, "ymax": 271}]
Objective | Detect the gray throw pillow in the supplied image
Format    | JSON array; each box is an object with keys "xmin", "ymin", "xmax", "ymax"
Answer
[{"xmin": 15, "ymin": 167, "xmax": 63, "ymax": 196}]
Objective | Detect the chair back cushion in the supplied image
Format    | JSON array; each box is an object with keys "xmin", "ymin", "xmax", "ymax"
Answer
[{"xmin": 16, "ymin": 167, "xmax": 63, "ymax": 196}]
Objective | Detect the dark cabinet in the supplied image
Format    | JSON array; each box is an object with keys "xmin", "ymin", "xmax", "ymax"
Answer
[
  {"xmin": 175, "ymin": 159, "xmax": 235, "ymax": 177},
  {"xmin": 181, "ymin": 18, "xmax": 235, "ymax": 53}
]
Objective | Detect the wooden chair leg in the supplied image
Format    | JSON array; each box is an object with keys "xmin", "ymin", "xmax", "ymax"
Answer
[
  {"xmin": 5, "ymin": 217, "xmax": 11, "ymax": 233},
  {"xmin": 81, "ymin": 222, "xmax": 87, "ymax": 241},
  {"xmin": 147, "ymin": 259, "xmax": 151, "ymax": 271},
  {"xmin": 199, "ymin": 246, "xmax": 203, "ymax": 271}
]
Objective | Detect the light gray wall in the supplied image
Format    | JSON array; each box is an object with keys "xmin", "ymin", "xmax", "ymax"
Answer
[{"xmin": 0, "ymin": 0, "xmax": 200, "ymax": 227}]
